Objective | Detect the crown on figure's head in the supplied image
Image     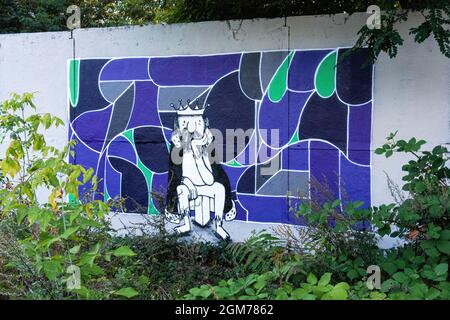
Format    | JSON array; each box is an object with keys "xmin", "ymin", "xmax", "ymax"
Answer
[{"xmin": 170, "ymin": 99, "xmax": 208, "ymax": 116}]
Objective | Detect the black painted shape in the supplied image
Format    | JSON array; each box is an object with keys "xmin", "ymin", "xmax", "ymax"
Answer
[
  {"xmin": 134, "ymin": 126, "xmax": 169, "ymax": 173},
  {"xmin": 104, "ymin": 84, "xmax": 135, "ymax": 146},
  {"xmin": 298, "ymin": 92, "xmax": 348, "ymax": 154},
  {"xmin": 159, "ymin": 112, "xmax": 176, "ymax": 130},
  {"xmin": 260, "ymin": 51, "xmax": 289, "ymax": 91},
  {"xmin": 109, "ymin": 157, "xmax": 148, "ymax": 213},
  {"xmin": 239, "ymin": 52, "xmax": 262, "ymax": 100},
  {"xmin": 237, "ymin": 166, "xmax": 255, "ymax": 194},
  {"xmin": 72, "ymin": 59, "xmax": 110, "ymax": 120},
  {"xmin": 336, "ymin": 48, "xmax": 373, "ymax": 105},
  {"xmin": 166, "ymin": 145, "xmax": 233, "ymax": 214},
  {"xmin": 204, "ymin": 72, "xmax": 255, "ymax": 159}
]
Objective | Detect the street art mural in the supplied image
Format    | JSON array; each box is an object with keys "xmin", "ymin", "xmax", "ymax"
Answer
[{"xmin": 68, "ymin": 48, "xmax": 373, "ymax": 240}]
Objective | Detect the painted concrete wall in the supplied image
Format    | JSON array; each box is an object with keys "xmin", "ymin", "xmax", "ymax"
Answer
[{"xmin": 0, "ymin": 12, "xmax": 448, "ymax": 242}]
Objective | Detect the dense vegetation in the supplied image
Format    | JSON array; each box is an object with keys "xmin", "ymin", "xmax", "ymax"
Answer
[{"xmin": 0, "ymin": 93, "xmax": 448, "ymax": 300}]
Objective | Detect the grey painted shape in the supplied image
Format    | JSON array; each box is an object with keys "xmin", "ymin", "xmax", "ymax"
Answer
[
  {"xmin": 256, "ymin": 152, "xmax": 281, "ymax": 190},
  {"xmin": 105, "ymin": 83, "xmax": 135, "ymax": 145},
  {"xmin": 239, "ymin": 52, "xmax": 262, "ymax": 100},
  {"xmin": 100, "ymin": 81, "xmax": 133, "ymax": 102},
  {"xmin": 158, "ymin": 86, "xmax": 209, "ymax": 111},
  {"xmin": 260, "ymin": 51, "xmax": 289, "ymax": 92},
  {"xmin": 258, "ymin": 170, "xmax": 308, "ymax": 196}
]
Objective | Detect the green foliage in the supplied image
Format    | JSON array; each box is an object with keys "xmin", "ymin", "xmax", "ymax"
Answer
[
  {"xmin": 0, "ymin": 93, "xmax": 136, "ymax": 299},
  {"xmin": 373, "ymin": 132, "xmax": 449, "ymax": 242},
  {"xmin": 351, "ymin": 0, "xmax": 450, "ymax": 63},
  {"xmin": 185, "ymin": 267, "xmax": 352, "ymax": 300},
  {"xmin": 226, "ymin": 230, "xmax": 287, "ymax": 275}
]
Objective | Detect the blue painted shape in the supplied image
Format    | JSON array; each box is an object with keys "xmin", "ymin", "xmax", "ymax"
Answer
[
  {"xmin": 150, "ymin": 54, "xmax": 241, "ymax": 86},
  {"xmin": 100, "ymin": 58, "xmax": 150, "ymax": 81},
  {"xmin": 348, "ymin": 101, "xmax": 372, "ymax": 165},
  {"xmin": 309, "ymin": 140, "xmax": 340, "ymax": 205},
  {"xmin": 108, "ymin": 135, "xmax": 137, "ymax": 164},
  {"xmin": 288, "ymin": 50, "xmax": 332, "ymax": 91},
  {"xmin": 259, "ymin": 90, "xmax": 312, "ymax": 148},
  {"xmin": 282, "ymin": 141, "xmax": 309, "ymax": 170},
  {"xmin": 340, "ymin": 153, "xmax": 371, "ymax": 208}
]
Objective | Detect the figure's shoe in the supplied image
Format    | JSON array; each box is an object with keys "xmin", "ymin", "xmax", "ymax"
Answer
[
  {"xmin": 214, "ymin": 224, "xmax": 230, "ymax": 241},
  {"xmin": 174, "ymin": 215, "xmax": 191, "ymax": 235},
  {"xmin": 174, "ymin": 223, "xmax": 191, "ymax": 235},
  {"xmin": 192, "ymin": 219, "xmax": 211, "ymax": 228},
  {"xmin": 165, "ymin": 209, "xmax": 181, "ymax": 224}
]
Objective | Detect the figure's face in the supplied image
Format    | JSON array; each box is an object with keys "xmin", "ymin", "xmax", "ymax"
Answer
[{"xmin": 177, "ymin": 115, "xmax": 205, "ymax": 138}]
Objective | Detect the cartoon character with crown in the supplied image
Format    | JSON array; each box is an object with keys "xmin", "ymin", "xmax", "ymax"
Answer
[{"xmin": 165, "ymin": 99, "xmax": 236, "ymax": 241}]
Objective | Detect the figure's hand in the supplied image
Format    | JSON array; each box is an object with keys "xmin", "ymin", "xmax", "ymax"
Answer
[
  {"xmin": 191, "ymin": 143, "xmax": 202, "ymax": 159},
  {"xmin": 191, "ymin": 137, "xmax": 207, "ymax": 159},
  {"xmin": 181, "ymin": 177, "xmax": 198, "ymax": 200}
]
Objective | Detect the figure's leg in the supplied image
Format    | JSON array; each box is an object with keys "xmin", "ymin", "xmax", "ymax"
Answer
[
  {"xmin": 194, "ymin": 196, "xmax": 210, "ymax": 227},
  {"xmin": 174, "ymin": 185, "xmax": 192, "ymax": 234},
  {"xmin": 210, "ymin": 183, "xmax": 230, "ymax": 241},
  {"xmin": 174, "ymin": 213, "xmax": 192, "ymax": 234},
  {"xmin": 197, "ymin": 183, "xmax": 230, "ymax": 241}
]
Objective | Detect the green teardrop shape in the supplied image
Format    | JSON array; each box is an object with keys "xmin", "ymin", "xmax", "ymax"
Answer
[
  {"xmin": 288, "ymin": 130, "xmax": 300, "ymax": 145},
  {"xmin": 315, "ymin": 51, "xmax": 337, "ymax": 98},
  {"xmin": 69, "ymin": 59, "xmax": 80, "ymax": 107},
  {"xmin": 104, "ymin": 188, "xmax": 110, "ymax": 202},
  {"xmin": 268, "ymin": 51, "xmax": 294, "ymax": 102},
  {"xmin": 122, "ymin": 129, "xmax": 134, "ymax": 144},
  {"xmin": 227, "ymin": 159, "xmax": 242, "ymax": 167}
]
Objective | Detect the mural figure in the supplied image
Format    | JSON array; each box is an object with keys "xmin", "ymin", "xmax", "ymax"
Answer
[{"xmin": 165, "ymin": 99, "xmax": 236, "ymax": 241}]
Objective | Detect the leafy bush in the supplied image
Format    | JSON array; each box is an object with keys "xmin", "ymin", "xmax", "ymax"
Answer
[
  {"xmin": 185, "ymin": 268, "xmax": 352, "ymax": 300},
  {"xmin": 0, "ymin": 93, "xmax": 137, "ymax": 299}
]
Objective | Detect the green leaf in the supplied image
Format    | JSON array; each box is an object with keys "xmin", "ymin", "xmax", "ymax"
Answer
[
  {"xmin": 291, "ymin": 288, "xmax": 307, "ymax": 299},
  {"xmin": 381, "ymin": 262, "xmax": 398, "ymax": 275},
  {"xmin": 329, "ymin": 287, "xmax": 348, "ymax": 300},
  {"xmin": 440, "ymin": 230, "xmax": 450, "ymax": 240},
  {"xmin": 112, "ymin": 246, "xmax": 137, "ymax": 257},
  {"xmin": 414, "ymin": 181, "xmax": 426, "ymax": 193},
  {"xmin": 318, "ymin": 273, "xmax": 332, "ymax": 286},
  {"xmin": 392, "ymin": 272, "xmax": 408, "ymax": 284},
  {"xmin": 60, "ymin": 226, "xmax": 79, "ymax": 239},
  {"xmin": 434, "ymin": 263, "xmax": 448, "ymax": 276},
  {"xmin": 113, "ymin": 287, "xmax": 139, "ymax": 299},
  {"xmin": 307, "ymin": 273, "xmax": 317, "ymax": 285},
  {"xmin": 69, "ymin": 245, "xmax": 81, "ymax": 254},
  {"xmin": 42, "ymin": 260, "xmax": 62, "ymax": 281},
  {"xmin": 436, "ymin": 241, "xmax": 450, "ymax": 255},
  {"xmin": 410, "ymin": 283, "xmax": 427, "ymax": 299}
]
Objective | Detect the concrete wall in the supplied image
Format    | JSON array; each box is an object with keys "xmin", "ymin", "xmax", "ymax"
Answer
[{"xmin": 0, "ymin": 12, "xmax": 448, "ymax": 242}]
